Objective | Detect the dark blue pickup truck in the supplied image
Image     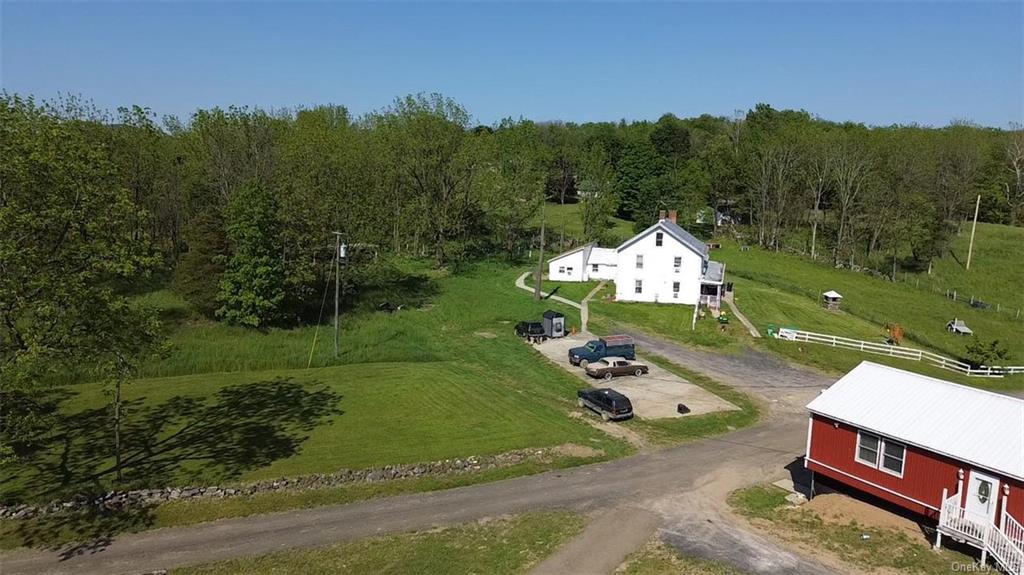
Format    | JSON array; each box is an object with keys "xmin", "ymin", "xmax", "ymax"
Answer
[{"xmin": 568, "ymin": 335, "xmax": 635, "ymax": 367}]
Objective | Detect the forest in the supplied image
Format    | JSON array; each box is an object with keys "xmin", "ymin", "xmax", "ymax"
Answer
[{"xmin": 3, "ymin": 92, "xmax": 1023, "ymax": 399}]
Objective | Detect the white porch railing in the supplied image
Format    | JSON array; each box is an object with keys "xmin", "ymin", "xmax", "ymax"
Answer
[
  {"xmin": 939, "ymin": 491, "xmax": 1024, "ymax": 575},
  {"xmin": 775, "ymin": 328, "xmax": 1024, "ymax": 378}
]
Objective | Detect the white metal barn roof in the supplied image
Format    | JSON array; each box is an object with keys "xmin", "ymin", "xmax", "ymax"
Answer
[{"xmin": 806, "ymin": 361, "xmax": 1024, "ymax": 480}]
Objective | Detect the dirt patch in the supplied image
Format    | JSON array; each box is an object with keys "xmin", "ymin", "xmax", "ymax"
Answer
[
  {"xmin": 585, "ymin": 417, "xmax": 646, "ymax": 448},
  {"xmin": 804, "ymin": 493, "xmax": 924, "ymax": 541},
  {"xmin": 474, "ymin": 331, "xmax": 497, "ymax": 339},
  {"xmin": 551, "ymin": 443, "xmax": 605, "ymax": 459}
]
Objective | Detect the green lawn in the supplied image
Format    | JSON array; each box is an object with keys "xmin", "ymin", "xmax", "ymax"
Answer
[
  {"xmin": 3, "ymin": 361, "xmax": 625, "ymax": 507},
  {"xmin": 172, "ymin": 511, "xmax": 585, "ymax": 575},
  {"xmin": 588, "ymin": 284, "xmax": 742, "ymax": 352},
  {"xmin": 532, "ymin": 202, "xmax": 635, "ymax": 245},
  {"xmin": 540, "ymin": 278, "xmax": 602, "ymax": 304},
  {"xmin": 904, "ymin": 222, "xmax": 1024, "ymax": 313},
  {"xmin": 728, "ymin": 485, "xmax": 975, "ymax": 574},
  {"xmin": 619, "ymin": 539, "xmax": 743, "ymax": 575},
  {"xmin": 716, "ymin": 240, "xmax": 1023, "ymax": 363}
]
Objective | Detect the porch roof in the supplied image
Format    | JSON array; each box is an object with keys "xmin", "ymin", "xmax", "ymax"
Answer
[
  {"xmin": 701, "ymin": 261, "xmax": 725, "ymax": 284},
  {"xmin": 807, "ymin": 361, "xmax": 1024, "ymax": 481}
]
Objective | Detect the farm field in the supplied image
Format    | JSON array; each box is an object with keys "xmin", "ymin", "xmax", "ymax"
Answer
[{"xmin": 172, "ymin": 511, "xmax": 585, "ymax": 575}]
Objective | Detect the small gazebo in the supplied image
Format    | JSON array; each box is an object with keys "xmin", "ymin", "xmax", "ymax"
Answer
[{"xmin": 822, "ymin": 290, "xmax": 843, "ymax": 311}]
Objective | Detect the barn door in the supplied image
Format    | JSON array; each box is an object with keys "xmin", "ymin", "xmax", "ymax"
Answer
[{"xmin": 964, "ymin": 469, "xmax": 1000, "ymax": 524}]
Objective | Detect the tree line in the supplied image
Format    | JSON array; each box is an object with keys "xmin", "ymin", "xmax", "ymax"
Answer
[{"xmin": 2, "ymin": 91, "xmax": 1022, "ymax": 471}]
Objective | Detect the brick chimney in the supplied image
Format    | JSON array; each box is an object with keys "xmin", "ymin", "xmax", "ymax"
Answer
[
  {"xmin": 668, "ymin": 210, "xmax": 677, "ymax": 224},
  {"xmin": 659, "ymin": 210, "xmax": 666, "ymax": 221}
]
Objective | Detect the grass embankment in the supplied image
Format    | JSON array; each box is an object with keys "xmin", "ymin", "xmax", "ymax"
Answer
[
  {"xmin": 715, "ymin": 241, "xmax": 1024, "ymax": 388},
  {"xmin": 619, "ymin": 539, "xmax": 742, "ymax": 575},
  {"xmin": 728, "ymin": 485, "xmax": 973, "ymax": 574},
  {"xmin": 905, "ymin": 222, "xmax": 1024, "ymax": 313},
  {"xmin": 172, "ymin": 511, "xmax": 585, "ymax": 575}
]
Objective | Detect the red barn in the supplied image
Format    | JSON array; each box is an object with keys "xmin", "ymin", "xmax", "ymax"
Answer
[{"xmin": 804, "ymin": 362, "xmax": 1024, "ymax": 574}]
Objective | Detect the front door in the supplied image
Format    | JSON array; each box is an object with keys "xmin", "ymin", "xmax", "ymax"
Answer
[{"xmin": 964, "ymin": 470, "xmax": 1000, "ymax": 523}]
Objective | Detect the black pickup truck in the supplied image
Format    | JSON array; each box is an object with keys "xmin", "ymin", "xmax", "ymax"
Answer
[{"xmin": 515, "ymin": 321, "xmax": 546, "ymax": 343}]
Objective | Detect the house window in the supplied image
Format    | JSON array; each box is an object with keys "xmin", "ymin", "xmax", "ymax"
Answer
[
  {"xmin": 635, "ymin": 280, "xmax": 643, "ymax": 294},
  {"xmin": 592, "ymin": 264, "xmax": 599, "ymax": 273},
  {"xmin": 856, "ymin": 432, "xmax": 880, "ymax": 467},
  {"xmin": 672, "ymin": 282, "xmax": 680, "ymax": 298},
  {"xmin": 566, "ymin": 267, "xmax": 573, "ymax": 274},
  {"xmin": 636, "ymin": 254, "xmax": 644, "ymax": 269},
  {"xmin": 674, "ymin": 256, "xmax": 682, "ymax": 272},
  {"xmin": 558, "ymin": 266, "xmax": 565, "ymax": 274},
  {"xmin": 855, "ymin": 431, "xmax": 905, "ymax": 478},
  {"xmin": 881, "ymin": 441, "xmax": 905, "ymax": 476},
  {"xmin": 655, "ymin": 232, "xmax": 663, "ymax": 247}
]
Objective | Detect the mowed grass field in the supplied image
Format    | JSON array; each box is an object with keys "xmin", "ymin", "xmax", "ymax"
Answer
[{"xmin": 5, "ymin": 262, "xmax": 630, "ymax": 507}]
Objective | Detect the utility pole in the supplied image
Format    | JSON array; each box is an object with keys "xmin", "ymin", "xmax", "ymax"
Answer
[
  {"xmin": 333, "ymin": 232, "xmax": 343, "ymax": 359},
  {"xmin": 966, "ymin": 194, "xmax": 981, "ymax": 271},
  {"xmin": 534, "ymin": 205, "xmax": 546, "ymax": 300}
]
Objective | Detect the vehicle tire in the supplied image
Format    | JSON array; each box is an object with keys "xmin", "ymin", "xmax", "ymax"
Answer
[
  {"xmin": 603, "ymin": 372, "xmax": 613, "ymax": 381},
  {"xmin": 634, "ymin": 368, "xmax": 644, "ymax": 377},
  {"xmin": 601, "ymin": 412, "xmax": 610, "ymax": 421},
  {"xmin": 579, "ymin": 359, "xmax": 589, "ymax": 369},
  {"xmin": 578, "ymin": 398, "xmax": 585, "ymax": 408}
]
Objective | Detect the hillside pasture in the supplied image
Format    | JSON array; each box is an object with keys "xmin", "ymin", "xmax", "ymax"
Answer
[{"xmin": 716, "ymin": 241, "xmax": 1023, "ymax": 365}]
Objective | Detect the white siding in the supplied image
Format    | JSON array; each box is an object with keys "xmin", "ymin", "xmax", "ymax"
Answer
[
  {"xmin": 615, "ymin": 230, "xmax": 703, "ymax": 305},
  {"xmin": 547, "ymin": 250, "xmax": 586, "ymax": 282}
]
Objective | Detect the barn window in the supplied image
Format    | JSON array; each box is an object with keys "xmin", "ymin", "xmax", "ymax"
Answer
[
  {"xmin": 636, "ymin": 254, "xmax": 644, "ymax": 269},
  {"xmin": 655, "ymin": 232, "xmax": 664, "ymax": 246},
  {"xmin": 566, "ymin": 267, "xmax": 573, "ymax": 274},
  {"xmin": 635, "ymin": 280, "xmax": 643, "ymax": 294},
  {"xmin": 881, "ymin": 441, "xmax": 906, "ymax": 476},
  {"xmin": 856, "ymin": 432, "xmax": 880, "ymax": 467}
]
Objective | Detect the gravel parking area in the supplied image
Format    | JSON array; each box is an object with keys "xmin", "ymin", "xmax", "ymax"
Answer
[{"xmin": 533, "ymin": 333, "xmax": 739, "ymax": 419}]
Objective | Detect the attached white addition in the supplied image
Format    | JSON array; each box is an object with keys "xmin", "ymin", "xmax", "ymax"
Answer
[{"xmin": 545, "ymin": 211, "xmax": 725, "ymax": 307}]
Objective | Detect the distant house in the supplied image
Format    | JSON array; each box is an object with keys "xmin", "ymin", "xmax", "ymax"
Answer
[
  {"xmin": 547, "ymin": 210, "xmax": 725, "ymax": 308},
  {"xmin": 805, "ymin": 362, "xmax": 1024, "ymax": 570}
]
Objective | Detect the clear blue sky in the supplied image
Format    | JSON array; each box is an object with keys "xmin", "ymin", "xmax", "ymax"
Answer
[{"xmin": 3, "ymin": 1, "xmax": 1021, "ymax": 127}]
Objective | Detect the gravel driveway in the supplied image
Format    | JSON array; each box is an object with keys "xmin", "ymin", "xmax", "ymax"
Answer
[{"xmin": 532, "ymin": 333, "xmax": 739, "ymax": 419}]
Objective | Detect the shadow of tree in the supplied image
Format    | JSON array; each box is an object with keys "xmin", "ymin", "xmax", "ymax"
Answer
[{"xmin": 2, "ymin": 377, "xmax": 342, "ymax": 552}]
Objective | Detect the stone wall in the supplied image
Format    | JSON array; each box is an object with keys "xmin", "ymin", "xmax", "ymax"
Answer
[{"xmin": 1, "ymin": 448, "xmax": 554, "ymax": 520}]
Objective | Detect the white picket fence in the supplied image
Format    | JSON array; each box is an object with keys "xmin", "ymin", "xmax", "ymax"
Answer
[{"xmin": 775, "ymin": 328, "xmax": 1024, "ymax": 378}]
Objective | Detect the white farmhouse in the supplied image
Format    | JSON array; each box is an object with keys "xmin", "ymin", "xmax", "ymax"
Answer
[{"xmin": 547, "ymin": 210, "xmax": 725, "ymax": 308}]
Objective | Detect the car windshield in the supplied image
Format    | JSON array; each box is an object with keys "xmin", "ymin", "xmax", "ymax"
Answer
[{"xmin": 585, "ymin": 342, "xmax": 598, "ymax": 351}]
